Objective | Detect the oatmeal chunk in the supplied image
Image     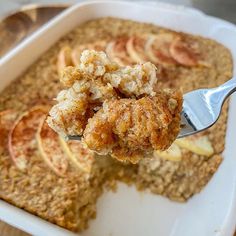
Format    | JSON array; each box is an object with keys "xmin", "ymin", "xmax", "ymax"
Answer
[
  {"xmin": 103, "ymin": 62, "xmax": 158, "ymax": 97},
  {"xmin": 61, "ymin": 51, "xmax": 158, "ymax": 97},
  {"xmin": 79, "ymin": 49, "xmax": 119, "ymax": 76},
  {"xmin": 48, "ymin": 50, "xmax": 160, "ymax": 137},
  {"xmin": 83, "ymin": 90, "xmax": 182, "ymax": 163},
  {"xmin": 48, "ymin": 49, "xmax": 182, "ymax": 162}
]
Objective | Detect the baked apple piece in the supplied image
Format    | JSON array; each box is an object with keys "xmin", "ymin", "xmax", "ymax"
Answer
[
  {"xmin": 126, "ymin": 35, "xmax": 149, "ymax": 63},
  {"xmin": 175, "ymin": 134, "xmax": 214, "ymax": 157},
  {"xmin": 8, "ymin": 106, "xmax": 48, "ymax": 170},
  {"xmin": 106, "ymin": 36, "xmax": 134, "ymax": 66},
  {"xmin": 57, "ymin": 46, "xmax": 74, "ymax": 74},
  {"xmin": 0, "ymin": 110, "xmax": 17, "ymax": 153},
  {"xmin": 145, "ymin": 33, "xmax": 178, "ymax": 66},
  {"xmin": 169, "ymin": 36, "xmax": 200, "ymax": 67},
  {"xmin": 71, "ymin": 40, "xmax": 107, "ymax": 66},
  {"xmin": 37, "ymin": 119, "xmax": 69, "ymax": 176},
  {"xmin": 59, "ymin": 138, "xmax": 94, "ymax": 174}
]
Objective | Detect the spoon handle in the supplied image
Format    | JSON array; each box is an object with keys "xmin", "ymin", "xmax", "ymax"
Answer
[
  {"xmin": 206, "ymin": 76, "xmax": 236, "ymax": 107},
  {"xmin": 218, "ymin": 76, "xmax": 236, "ymax": 98}
]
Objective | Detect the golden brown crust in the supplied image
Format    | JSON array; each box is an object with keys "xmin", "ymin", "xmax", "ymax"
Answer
[{"xmin": 83, "ymin": 90, "xmax": 182, "ymax": 163}]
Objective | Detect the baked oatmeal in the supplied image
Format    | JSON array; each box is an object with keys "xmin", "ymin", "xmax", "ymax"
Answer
[
  {"xmin": 0, "ymin": 17, "xmax": 233, "ymax": 232},
  {"xmin": 47, "ymin": 50, "xmax": 182, "ymax": 163}
]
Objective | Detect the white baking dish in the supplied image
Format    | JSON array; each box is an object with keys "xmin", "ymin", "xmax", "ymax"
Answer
[{"xmin": 1, "ymin": 1, "xmax": 236, "ymax": 236}]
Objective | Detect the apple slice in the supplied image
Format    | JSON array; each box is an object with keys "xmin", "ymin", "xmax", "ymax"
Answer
[
  {"xmin": 169, "ymin": 37, "xmax": 200, "ymax": 67},
  {"xmin": 145, "ymin": 33, "xmax": 178, "ymax": 66},
  {"xmin": 154, "ymin": 143, "xmax": 182, "ymax": 162},
  {"xmin": 106, "ymin": 37, "xmax": 134, "ymax": 66},
  {"xmin": 8, "ymin": 106, "xmax": 48, "ymax": 170},
  {"xmin": 0, "ymin": 110, "xmax": 17, "ymax": 152},
  {"xmin": 175, "ymin": 135, "xmax": 214, "ymax": 157},
  {"xmin": 37, "ymin": 119, "xmax": 68, "ymax": 176},
  {"xmin": 71, "ymin": 40, "xmax": 107, "ymax": 65},
  {"xmin": 126, "ymin": 35, "xmax": 148, "ymax": 63},
  {"xmin": 57, "ymin": 46, "xmax": 74, "ymax": 74},
  {"xmin": 59, "ymin": 137, "xmax": 94, "ymax": 174}
]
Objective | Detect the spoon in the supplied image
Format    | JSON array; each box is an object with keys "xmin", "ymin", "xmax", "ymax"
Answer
[
  {"xmin": 68, "ymin": 77, "xmax": 236, "ymax": 140},
  {"xmin": 178, "ymin": 76, "xmax": 236, "ymax": 138}
]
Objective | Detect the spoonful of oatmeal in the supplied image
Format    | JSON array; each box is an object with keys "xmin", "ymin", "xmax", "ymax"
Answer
[{"xmin": 47, "ymin": 50, "xmax": 183, "ymax": 163}]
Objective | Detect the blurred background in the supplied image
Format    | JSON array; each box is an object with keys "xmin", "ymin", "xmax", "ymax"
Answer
[
  {"xmin": 0, "ymin": 0, "xmax": 236, "ymax": 23},
  {"xmin": 1, "ymin": 0, "xmax": 236, "ymax": 59},
  {"xmin": 1, "ymin": 0, "xmax": 236, "ymax": 58}
]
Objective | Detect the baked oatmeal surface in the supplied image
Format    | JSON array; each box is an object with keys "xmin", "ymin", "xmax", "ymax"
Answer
[{"xmin": 0, "ymin": 17, "xmax": 233, "ymax": 231}]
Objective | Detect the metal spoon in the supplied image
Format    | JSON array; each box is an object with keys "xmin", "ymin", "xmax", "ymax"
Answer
[
  {"xmin": 68, "ymin": 77, "xmax": 236, "ymax": 141},
  {"xmin": 178, "ymin": 76, "xmax": 236, "ymax": 138},
  {"xmin": 0, "ymin": 4, "xmax": 69, "ymax": 58}
]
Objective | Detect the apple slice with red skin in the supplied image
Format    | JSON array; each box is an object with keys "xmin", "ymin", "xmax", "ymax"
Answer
[
  {"xmin": 170, "ymin": 37, "xmax": 200, "ymax": 67},
  {"xmin": 106, "ymin": 36, "xmax": 134, "ymax": 66},
  {"xmin": 0, "ymin": 110, "xmax": 17, "ymax": 152},
  {"xmin": 37, "ymin": 119, "xmax": 68, "ymax": 177},
  {"xmin": 145, "ymin": 33, "xmax": 178, "ymax": 67},
  {"xmin": 126, "ymin": 35, "xmax": 149, "ymax": 63},
  {"xmin": 71, "ymin": 40, "xmax": 107, "ymax": 65},
  {"xmin": 8, "ymin": 106, "xmax": 48, "ymax": 170}
]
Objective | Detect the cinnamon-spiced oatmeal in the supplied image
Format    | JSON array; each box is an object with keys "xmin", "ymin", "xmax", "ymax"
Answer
[
  {"xmin": 47, "ymin": 50, "xmax": 183, "ymax": 163},
  {"xmin": 0, "ymin": 17, "xmax": 233, "ymax": 232}
]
